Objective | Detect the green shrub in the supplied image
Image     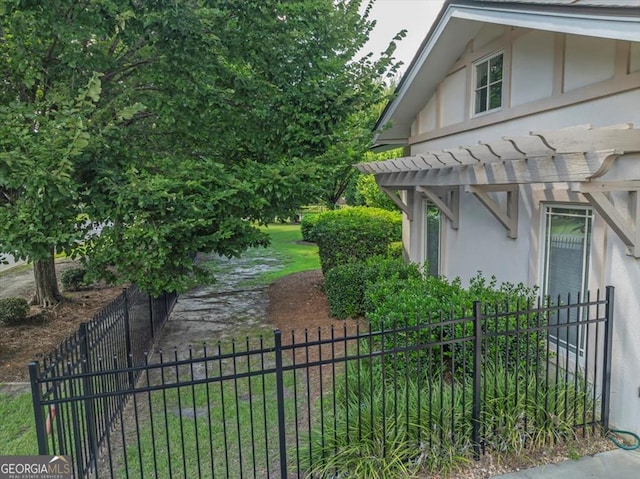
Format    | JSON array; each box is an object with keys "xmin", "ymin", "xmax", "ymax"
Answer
[
  {"xmin": 325, "ymin": 256, "xmax": 420, "ymax": 319},
  {"xmin": 365, "ymin": 272, "xmax": 540, "ymax": 379},
  {"xmin": 300, "ymin": 213, "xmax": 321, "ymax": 242},
  {"xmin": 313, "ymin": 206, "xmax": 402, "ymax": 274},
  {"xmin": 387, "ymin": 241, "xmax": 403, "ymax": 259},
  {"xmin": 61, "ymin": 267, "xmax": 88, "ymax": 291},
  {"xmin": 0, "ymin": 298, "xmax": 30, "ymax": 326}
]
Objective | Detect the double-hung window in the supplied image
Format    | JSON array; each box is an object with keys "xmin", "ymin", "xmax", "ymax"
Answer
[{"xmin": 473, "ymin": 52, "xmax": 503, "ymax": 115}]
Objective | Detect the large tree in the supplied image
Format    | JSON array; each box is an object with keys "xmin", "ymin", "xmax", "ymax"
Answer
[{"xmin": 0, "ymin": 0, "xmax": 399, "ymax": 305}]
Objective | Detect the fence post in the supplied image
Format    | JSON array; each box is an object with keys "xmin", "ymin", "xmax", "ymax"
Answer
[
  {"xmin": 79, "ymin": 323, "xmax": 99, "ymax": 470},
  {"xmin": 123, "ymin": 289, "xmax": 135, "ymax": 387},
  {"xmin": 274, "ymin": 330, "xmax": 288, "ymax": 479},
  {"xmin": 29, "ymin": 362, "xmax": 49, "ymax": 455},
  {"xmin": 601, "ymin": 286, "xmax": 615, "ymax": 431},
  {"xmin": 472, "ymin": 301, "xmax": 483, "ymax": 459}
]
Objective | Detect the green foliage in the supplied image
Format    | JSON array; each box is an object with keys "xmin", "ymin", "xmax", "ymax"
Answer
[
  {"xmin": 304, "ymin": 356, "xmax": 593, "ymax": 477},
  {"xmin": 61, "ymin": 267, "xmax": 89, "ymax": 291},
  {"xmin": 353, "ymin": 174, "xmax": 398, "ymax": 211},
  {"xmin": 0, "ymin": 0, "xmax": 402, "ymax": 301},
  {"xmin": 300, "ymin": 213, "xmax": 321, "ymax": 242},
  {"xmin": 325, "ymin": 256, "xmax": 420, "ymax": 319},
  {"xmin": 0, "ymin": 297, "xmax": 30, "ymax": 326},
  {"xmin": 313, "ymin": 207, "xmax": 402, "ymax": 274},
  {"xmin": 0, "ymin": 393, "xmax": 38, "ymax": 455},
  {"xmin": 387, "ymin": 241, "xmax": 404, "ymax": 259},
  {"xmin": 365, "ymin": 272, "xmax": 540, "ymax": 377}
]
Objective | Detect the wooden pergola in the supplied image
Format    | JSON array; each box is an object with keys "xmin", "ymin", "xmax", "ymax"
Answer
[{"xmin": 356, "ymin": 124, "xmax": 640, "ymax": 257}]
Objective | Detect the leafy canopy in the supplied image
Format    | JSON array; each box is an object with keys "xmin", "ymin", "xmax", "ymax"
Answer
[{"xmin": 0, "ymin": 0, "xmax": 401, "ymax": 295}]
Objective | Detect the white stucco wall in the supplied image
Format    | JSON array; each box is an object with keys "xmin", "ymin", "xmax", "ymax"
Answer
[
  {"xmin": 511, "ymin": 30, "xmax": 554, "ymax": 106},
  {"xmin": 419, "ymin": 95, "xmax": 438, "ymax": 134},
  {"xmin": 564, "ymin": 35, "xmax": 616, "ymax": 92},
  {"xmin": 411, "ymin": 89, "xmax": 640, "ymax": 154},
  {"xmin": 602, "ymin": 186, "xmax": 640, "ymax": 434},
  {"xmin": 441, "ymin": 191, "xmax": 532, "ymax": 286},
  {"xmin": 441, "ymin": 68, "xmax": 467, "ymax": 127}
]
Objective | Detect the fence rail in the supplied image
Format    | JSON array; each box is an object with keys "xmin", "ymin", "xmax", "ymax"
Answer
[
  {"xmin": 29, "ymin": 286, "xmax": 177, "ymax": 477},
  {"xmin": 30, "ymin": 287, "xmax": 613, "ymax": 479}
]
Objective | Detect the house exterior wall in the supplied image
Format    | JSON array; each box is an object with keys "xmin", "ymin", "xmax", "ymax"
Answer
[
  {"xmin": 402, "ymin": 28, "xmax": 640, "ymax": 433},
  {"xmin": 409, "ymin": 28, "xmax": 639, "ymax": 144}
]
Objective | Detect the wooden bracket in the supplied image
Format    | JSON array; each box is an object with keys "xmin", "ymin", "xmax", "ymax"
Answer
[
  {"xmin": 379, "ymin": 186, "xmax": 412, "ymax": 220},
  {"xmin": 416, "ymin": 186, "xmax": 460, "ymax": 229},
  {"xmin": 577, "ymin": 181, "xmax": 640, "ymax": 258},
  {"xmin": 467, "ymin": 185, "xmax": 519, "ymax": 239}
]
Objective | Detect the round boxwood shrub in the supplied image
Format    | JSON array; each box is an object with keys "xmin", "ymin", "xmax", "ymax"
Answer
[
  {"xmin": 61, "ymin": 267, "xmax": 88, "ymax": 291},
  {"xmin": 0, "ymin": 297, "xmax": 30, "ymax": 326},
  {"xmin": 313, "ymin": 206, "xmax": 402, "ymax": 274}
]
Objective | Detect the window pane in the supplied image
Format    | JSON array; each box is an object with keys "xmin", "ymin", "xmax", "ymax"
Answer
[
  {"xmin": 489, "ymin": 82, "xmax": 502, "ymax": 109},
  {"xmin": 476, "ymin": 61, "xmax": 488, "ymax": 88},
  {"xmin": 475, "ymin": 87, "xmax": 487, "ymax": 113},
  {"xmin": 489, "ymin": 54, "xmax": 503, "ymax": 82},
  {"xmin": 425, "ymin": 204, "xmax": 440, "ymax": 276},
  {"xmin": 543, "ymin": 207, "xmax": 592, "ymax": 355}
]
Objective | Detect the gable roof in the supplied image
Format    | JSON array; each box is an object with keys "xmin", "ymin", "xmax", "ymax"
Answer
[{"xmin": 373, "ymin": 0, "xmax": 640, "ymax": 149}]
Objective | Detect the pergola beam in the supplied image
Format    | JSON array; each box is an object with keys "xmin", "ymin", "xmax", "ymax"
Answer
[
  {"xmin": 467, "ymin": 185, "xmax": 519, "ymax": 239},
  {"xmin": 379, "ymin": 186, "xmax": 412, "ymax": 220},
  {"xmin": 416, "ymin": 186, "xmax": 460, "ymax": 229},
  {"xmin": 576, "ymin": 181, "xmax": 640, "ymax": 258}
]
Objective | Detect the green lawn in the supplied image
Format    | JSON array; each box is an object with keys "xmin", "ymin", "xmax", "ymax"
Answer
[
  {"xmin": 0, "ymin": 392, "xmax": 38, "ymax": 455},
  {"xmin": 257, "ymin": 223, "xmax": 320, "ymax": 282}
]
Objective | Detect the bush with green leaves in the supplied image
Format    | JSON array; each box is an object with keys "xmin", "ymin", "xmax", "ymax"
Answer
[
  {"xmin": 365, "ymin": 272, "xmax": 540, "ymax": 379},
  {"xmin": 300, "ymin": 213, "xmax": 321, "ymax": 242},
  {"xmin": 387, "ymin": 241, "xmax": 403, "ymax": 259},
  {"xmin": 0, "ymin": 297, "xmax": 30, "ymax": 326},
  {"xmin": 313, "ymin": 206, "xmax": 402, "ymax": 274},
  {"xmin": 324, "ymin": 256, "xmax": 420, "ymax": 319},
  {"xmin": 61, "ymin": 267, "xmax": 88, "ymax": 291}
]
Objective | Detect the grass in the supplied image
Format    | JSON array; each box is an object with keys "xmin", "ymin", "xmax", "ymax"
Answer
[
  {"xmin": 0, "ymin": 392, "xmax": 38, "ymax": 455},
  {"xmin": 200, "ymin": 223, "xmax": 320, "ymax": 289},
  {"xmin": 257, "ymin": 223, "xmax": 320, "ymax": 282},
  {"xmin": 109, "ymin": 338, "xmax": 300, "ymax": 478}
]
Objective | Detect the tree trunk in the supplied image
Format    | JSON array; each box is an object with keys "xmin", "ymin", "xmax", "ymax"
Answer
[{"xmin": 33, "ymin": 250, "xmax": 63, "ymax": 307}]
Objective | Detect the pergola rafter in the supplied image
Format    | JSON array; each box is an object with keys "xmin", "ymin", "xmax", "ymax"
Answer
[{"xmin": 356, "ymin": 125, "xmax": 640, "ymax": 256}]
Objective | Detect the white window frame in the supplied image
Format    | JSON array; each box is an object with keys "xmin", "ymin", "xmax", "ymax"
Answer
[
  {"xmin": 422, "ymin": 199, "xmax": 441, "ymax": 276},
  {"xmin": 472, "ymin": 51, "xmax": 504, "ymax": 117},
  {"xmin": 540, "ymin": 204, "xmax": 594, "ymax": 359}
]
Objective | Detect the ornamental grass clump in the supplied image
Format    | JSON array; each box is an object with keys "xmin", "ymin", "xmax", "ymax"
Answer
[{"xmin": 302, "ymin": 355, "xmax": 595, "ymax": 478}]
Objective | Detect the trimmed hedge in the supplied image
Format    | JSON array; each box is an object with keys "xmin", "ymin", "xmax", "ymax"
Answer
[
  {"xmin": 313, "ymin": 207, "xmax": 402, "ymax": 274},
  {"xmin": 325, "ymin": 256, "xmax": 420, "ymax": 319},
  {"xmin": 300, "ymin": 213, "xmax": 321, "ymax": 242},
  {"xmin": 0, "ymin": 297, "xmax": 30, "ymax": 326}
]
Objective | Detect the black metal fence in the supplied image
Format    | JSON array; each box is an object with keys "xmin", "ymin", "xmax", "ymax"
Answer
[
  {"xmin": 29, "ymin": 286, "xmax": 177, "ymax": 477},
  {"xmin": 29, "ymin": 287, "xmax": 613, "ymax": 479}
]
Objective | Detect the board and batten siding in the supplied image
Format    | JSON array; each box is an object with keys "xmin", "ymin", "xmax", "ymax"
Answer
[{"xmin": 410, "ymin": 28, "xmax": 639, "ymax": 140}]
